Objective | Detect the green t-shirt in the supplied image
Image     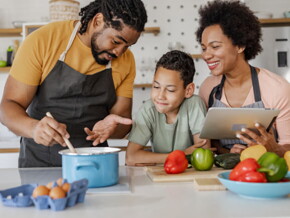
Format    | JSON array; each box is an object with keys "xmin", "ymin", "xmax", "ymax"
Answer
[{"xmin": 128, "ymin": 95, "xmax": 206, "ymax": 153}]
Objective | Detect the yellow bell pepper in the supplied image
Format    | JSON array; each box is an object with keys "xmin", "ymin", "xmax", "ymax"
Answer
[
  {"xmin": 284, "ymin": 151, "xmax": 290, "ymax": 170},
  {"xmin": 240, "ymin": 144, "xmax": 267, "ymax": 161}
]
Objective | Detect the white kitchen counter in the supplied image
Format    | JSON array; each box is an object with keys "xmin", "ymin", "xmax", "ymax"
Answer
[{"xmin": 0, "ymin": 166, "xmax": 290, "ymax": 218}]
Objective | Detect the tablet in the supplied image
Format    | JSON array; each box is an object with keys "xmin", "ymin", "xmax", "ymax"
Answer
[{"xmin": 199, "ymin": 108, "xmax": 280, "ymax": 139}]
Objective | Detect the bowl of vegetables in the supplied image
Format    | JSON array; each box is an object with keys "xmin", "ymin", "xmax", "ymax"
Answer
[
  {"xmin": 218, "ymin": 171, "xmax": 290, "ymax": 199},
  {"xmin": 218, "ymin": 152, "xmax": 290, "ymax": 199}
]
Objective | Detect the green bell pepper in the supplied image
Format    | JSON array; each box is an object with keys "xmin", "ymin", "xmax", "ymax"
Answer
[
  {"xmin": 190, "ymin": 148, "xmax": 214, "ymax": 171},
  {"xmin": 257, "ymin": 152, "xmax": 288, "ymax": 182}
]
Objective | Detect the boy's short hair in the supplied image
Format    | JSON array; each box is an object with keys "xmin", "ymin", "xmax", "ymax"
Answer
[
  {"xmin": 196, "ymin": 0, "xmax": 262, "ymax": 61},
  {"xmin": 155, "ymin": 50, "xmax": 195, "ymax": 88}
]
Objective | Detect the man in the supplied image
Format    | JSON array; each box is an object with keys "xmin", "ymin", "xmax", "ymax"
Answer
[{"xmin": 0, "ymin": 0, "xmax": 147, "ymax": 167}]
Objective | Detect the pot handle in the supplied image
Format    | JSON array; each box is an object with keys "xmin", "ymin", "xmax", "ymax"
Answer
[{"xmin": 75, "ymin": 161, "xmax": 99, "ymax": 170}]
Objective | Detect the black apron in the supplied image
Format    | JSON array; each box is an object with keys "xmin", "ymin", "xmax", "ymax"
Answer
[
  {"xmin": 208, "ymin": 66, "xmax": 265, "ymax": 149},
  {"xmin": 19, "ymin": 21, "xmax": 117, "ymax": 167}
]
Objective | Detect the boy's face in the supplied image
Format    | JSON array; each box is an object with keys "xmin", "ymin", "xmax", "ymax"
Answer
[{"xmin": 151, "ymin": 67, "xmax": 190, "ymax": 116}]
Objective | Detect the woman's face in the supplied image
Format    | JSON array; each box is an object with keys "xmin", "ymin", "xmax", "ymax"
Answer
[{"xmin": 201, "ymin": 24, "xmax": 242, "ymax": 76}]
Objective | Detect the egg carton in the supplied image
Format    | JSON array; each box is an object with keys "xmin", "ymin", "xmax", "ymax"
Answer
[
  {"xmin": 0, "ymin": 184, "xmax": 37, "ymax": 207},
  {"xmin": 0, "ymin": 179, "xmax": 88, "ymax": 211}
]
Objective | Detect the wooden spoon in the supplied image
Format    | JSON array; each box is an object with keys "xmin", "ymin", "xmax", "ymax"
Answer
[{"xmin": 46, "ymin": 112, "xmax": 77, "ymax": 154}]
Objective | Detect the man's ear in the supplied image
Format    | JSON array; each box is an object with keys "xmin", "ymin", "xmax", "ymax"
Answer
[
  {"xmin": 91, "ymin": 13, "xmax": 105, "ymax": 30},
  {"xmin": 185, "ymin": 83, "xmax": 195, "ymax": 98}
]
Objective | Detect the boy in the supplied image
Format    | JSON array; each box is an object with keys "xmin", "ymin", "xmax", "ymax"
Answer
[{"xmin": 126, "ymin": 50, "xmax": 210, "ymax": 166}]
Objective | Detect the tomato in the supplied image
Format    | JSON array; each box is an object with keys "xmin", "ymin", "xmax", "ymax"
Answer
[{"xmin": 191, "ymin": 148, "xmax": 214, "ymax": 171}]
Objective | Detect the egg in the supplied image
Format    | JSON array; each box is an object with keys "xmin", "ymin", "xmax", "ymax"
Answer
[
  {"xmin": 61, "ymin": 183, "xmax": 71, "ymax": 193},
  {"xmin": 49, "ymin": 186, "xmax": 66, "ymax": 199},
  {"xmin": 32, "ymin": 185, "xmax": 50, "ymax": 198},
  {"xmin": 56, "ymin": 178, "xmax": 64, "ymax": 186},
  {"xmin": 46, "ymin": 181, "xmax": 54, "ymax": 189}
]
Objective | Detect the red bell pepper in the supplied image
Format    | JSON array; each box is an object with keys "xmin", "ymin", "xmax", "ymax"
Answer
[
  {"xmin": 236, "ymin": 171, "xmax": 267, "ymax": 183},
  {"xmin": 164, "ymin": 150, "xmax": 188, "ymax": 174},
  {"xmin": 229, "ymin": 158, "xmax": 267, "ymax": 183}
]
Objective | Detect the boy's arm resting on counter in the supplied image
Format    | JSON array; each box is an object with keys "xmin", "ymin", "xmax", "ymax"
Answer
[
  {"xmin": 125, "ymin": 141, "xmax": 168, "ymax": 166},
  {"xmin": 184, "ymin": 134, "xmax": 211, "ymax": 155},
  {"xmin": 126, "ymin": 134, "xmax": 212, "ymax": 166}
]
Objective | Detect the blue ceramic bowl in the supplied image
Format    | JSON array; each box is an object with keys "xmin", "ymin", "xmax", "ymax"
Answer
[{"xmin": 218, "ymin": 171, "xmax": 290, "ymax": 199}]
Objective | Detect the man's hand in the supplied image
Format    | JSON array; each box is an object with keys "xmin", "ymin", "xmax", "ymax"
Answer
[
  {"xmin": 32, "ymin": 116, "xmax": 69, "ymax": 147},
  {"xmin": 84, "ymin": 114, "xmax": 132, "ymax": 146}
]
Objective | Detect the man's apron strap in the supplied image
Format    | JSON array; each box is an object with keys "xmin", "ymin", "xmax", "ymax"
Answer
[{"xmin": 59, "ymin": 21, "xmax": 81, "ymax": 62}]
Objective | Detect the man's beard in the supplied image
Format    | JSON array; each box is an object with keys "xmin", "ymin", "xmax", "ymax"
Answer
[{"xmin": 91, "ymin": 32, "xmax": 117, "ymax": 65}]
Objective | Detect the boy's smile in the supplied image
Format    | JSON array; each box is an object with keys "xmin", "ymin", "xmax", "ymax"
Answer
[{"xmin": 151, "ymin": 67, "xmax": 188, "ymax": 123}]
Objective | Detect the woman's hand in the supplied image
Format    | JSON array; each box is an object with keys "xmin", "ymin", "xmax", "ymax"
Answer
[{"xmin": 236, "ymin": 123, "xmax": 278, "ymax": 152}]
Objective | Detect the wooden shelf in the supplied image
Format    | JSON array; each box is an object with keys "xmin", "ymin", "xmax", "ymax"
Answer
[
  {"xmin": 144, "ymin": 27, "xmax": 160, "ymax": 35},
  {"xmin": 134, "ymin": 83, "xmax": 152, "ymax": 88},
  {"xmin": 0, "ymin": 28, "xmax": 22, "ymax": 37},
  {"xmin": 259, "ymin": 18, "xmax": 290, "ymax": 27},
  {"xmin": 191, "ymin": 54, "xmax": 202, "ymax": 59},
  {"xmin": 0, "ymin": 67, "xmax": 11, "ymax": 72},
  {"xmin": 0, "ymin": 26, "xmax": 160, "ymax": 37}
]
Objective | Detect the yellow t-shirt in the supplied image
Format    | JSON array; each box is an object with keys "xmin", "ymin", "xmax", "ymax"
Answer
[{"xmin": 10, "ymin": 20, "xmax": 136, "ymax": 98}]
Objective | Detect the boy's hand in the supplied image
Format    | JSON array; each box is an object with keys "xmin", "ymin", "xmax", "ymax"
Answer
[{"xmin": 184, "ymin": 140, "xmax": 208, "ymax": 155}]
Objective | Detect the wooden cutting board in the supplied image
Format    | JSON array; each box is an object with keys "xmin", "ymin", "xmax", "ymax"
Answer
[
  {"xmin": 145, "ymin": 165, "xmax": 229, "ymax": 191},
  {"xmin": 193, "ymin": 178, "xmax": 226, "ymax": 191},
  {"xmin": 145, "ymin": 165, "xmax": 229, "ymax": 183}
]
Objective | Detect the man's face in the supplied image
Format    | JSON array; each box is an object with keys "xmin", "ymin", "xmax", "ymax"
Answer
[{"xmin": 90, "ymin": 25, "xmax": 141, "ymax": 65}]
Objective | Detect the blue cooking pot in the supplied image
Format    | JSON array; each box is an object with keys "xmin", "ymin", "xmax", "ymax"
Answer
[{"xmin": 59, "ymin": 147, "xmax": 120, "ymax": 188}]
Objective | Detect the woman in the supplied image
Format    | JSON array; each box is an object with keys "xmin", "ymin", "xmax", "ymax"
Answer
[{"xmin": 196, "ymin": 0, "xmax": 290, "ymax": 156}]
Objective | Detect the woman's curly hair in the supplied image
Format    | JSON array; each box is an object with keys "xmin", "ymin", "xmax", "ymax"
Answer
[
  {"xmin": 156, "ymin": 50, "xmax": 195, "ymax": 88},
  {"xmin": 79, "ymin": 0, "xmax": 147, "ymax": 34},
  {"xmin": 196, "ymin": 0, "xmax": 262, "ymax": 60}
]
